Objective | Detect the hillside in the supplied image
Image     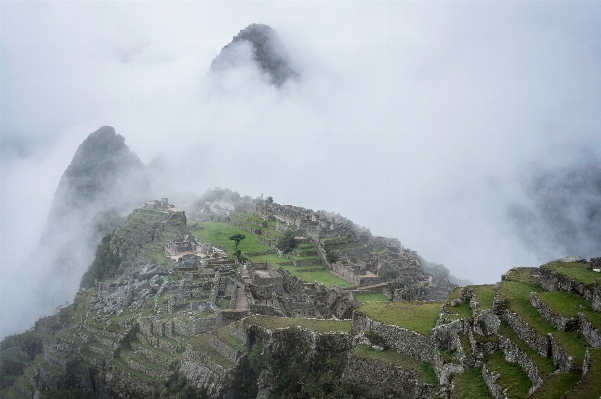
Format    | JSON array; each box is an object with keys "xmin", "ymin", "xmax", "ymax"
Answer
[{"xmin": 1, "ymin": 197, "xmax": 600, "ymax": 399}]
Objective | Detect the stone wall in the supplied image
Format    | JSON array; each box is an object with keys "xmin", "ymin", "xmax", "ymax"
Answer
[
  {"xmin": 342, "ymin": 355, "xmax": 435, "ymax": 399},
  {"xmin": 481, "ymin": 364, "xmax": 505, "ymax": 399},
  {"xmin": 209, "ymin": 333, "xmax": 243, "ymax": 363},
  {"xmin": 538, "ymin": 268, "xmax": 595, "ymax": 301},
  {"xmin": 530, "ymin": 293, "xmax": 578, "ymax": 331},
  {"xmin": 352, "ymin": 312, "xmax": 444, "ymax": 378},
  {"xmin": 549, "ymin": 334, "xmax": 579, "ymax": 372},
  {"xmin": 502, "ymin": 310, "xmax": 549, "ymax": 357},
  {"xmin": 497, "ymin": 333, "xmax": 543, "ymax": 394},
  {"xmin": 579, "ymin": 314, "xmax": 601, "ymax": 348}
]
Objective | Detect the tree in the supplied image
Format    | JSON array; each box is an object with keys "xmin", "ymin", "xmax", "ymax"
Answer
[
  {"xmin": 266, "ymin": 196, "xmax": 273, "ymax": 204},
  {"xmin": 276, "ymin": 230, "xmax": 298, "ymax": 254},
  {"xmin": 229, "ymin": 233, "xmax": 246, "ymax": 260}
]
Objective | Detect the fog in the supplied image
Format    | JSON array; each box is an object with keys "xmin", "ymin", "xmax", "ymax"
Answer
[{"xmin": 2, "ymin": 1, "xmax": 601, "ymax": 339}]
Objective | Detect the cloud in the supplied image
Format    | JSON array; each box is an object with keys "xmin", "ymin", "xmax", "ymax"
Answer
[{"xmin": 2, "ymin": 1, "xmax": 601, "ymax": 338}]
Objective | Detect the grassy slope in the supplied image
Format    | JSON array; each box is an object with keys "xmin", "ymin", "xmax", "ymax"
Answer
[
  {"xmin": 451, "ymin": 367, "xmax": 493, "ymax": 399},
  {"xmin": 359, "ymin": 301, "xmax": 443, "ymax": 336}
]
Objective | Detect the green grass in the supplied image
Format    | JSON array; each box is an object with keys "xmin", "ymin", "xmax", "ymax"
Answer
[
  {"xmin": 475, "ymin": 285, "xmax": 495, "ymax": 310},
  {"xmin": 219, "ymin": 299, "xmax": 230, "ymax": 310},
  {"xmin": 563, "ymin": 348, "xmax": 601, "ymax": 398},
  {"xmin": 292, "ymin": 270, "xmax": 355, "ymax": 288},
  {"xmin": 190, "ymin": 221, "xmax": 270, "ymax": 258},
  {"xmin": 248, "ymin": 253, "xmax": 290, "ymax": 266},
  {"xmin": 112, "ymin": 357, "xmax": 155, "ymax": 383},
  {"xmin": 503, "ymin": 267, "xmax": 540, "ymax": 285},
  {"xmin": 245, "ymin": 315, "xmax": 352, "ymax": 333},
  {"xmin": 552, "ymin": 331, "xmax": 588, "ymax": 365},
  {"xmin": 536, "ymin": 291, "xmax": 601, "ymax": 330},
  {"xmin": 498, "ymin": 281, "xmax": 553, "ymax": 334},
  {"xmin": 543, "ymin": 262, "xmax": 601, "ymax": 286},
  {"xmin": 187, "ymin": 334, "xmax": 234, "ymax": 369},
  {"xmin": 486, "ymin": 350, "xmax": 532, "ymax": 399},
  {"xmin": 498, "ymin": 321, "xmax": 556, "ymax": 376},
  {"xmin": 353, "ymin": 345, "xmax": 438, "ymax": 385},
  {"xmin": 355, "ymin": 293, "xmax": 389, "ymax": 303},
  {"xmin": 529, "ymin": 370, "xmax": 581, "ymax": 399},
  {"xmin": 214, "ymin": 326, "xmax": 247, "ymax": 352},
  {"xmin": 451, "ymin": 367, "xmax": 493, "ymax": 399},
  {"xmin": 498, "ymin": 281, "xmax": 588, "ymax": 364},
  {"xmin": 359, "ymin": 301, "xmax": 443, "ymax": 336}
]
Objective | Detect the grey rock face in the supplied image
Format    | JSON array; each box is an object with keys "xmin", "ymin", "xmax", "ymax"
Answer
[
  {"xmin": 211, "ymin": 24, "xmax": 297, "ymax": 86},
  {"xmin": 556, "ymin": 255, "xmax": 587, "ymax": 263}
]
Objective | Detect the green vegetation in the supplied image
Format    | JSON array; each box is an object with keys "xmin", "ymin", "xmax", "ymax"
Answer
[
  {"xmin": 229, "ymin": 233, "xmax": 246, "ymax": 260},
  {"xmin": 112, "ymin": 357, "xmax": 155, "ymax": 383},
  {"xmin": 353, "ymin": 345, "xmax": 438, "ymax": 384},
  {"xmin": 564, "ymin": 348, "xmax": 601, "ymax": 398},
  {"xmin": 190, "ymin": 221, "xmax": 270, "ymax": 257},
  {"xmin": 536, "ymin": 291, "xmax": 601, "ymax": 330},
  {"xmin": 187, "ymin": 334, "xmax": 234, "ymax": 369},
  {"xmin": 529, "ymin": 370, "xmax": 581, "ymax": 399},
  {"xmin": 475, "ymin": 285, "xmax": 495, "ymax": 309},
  {"xmin": 214, "ymin": 326, "xmax": 247, "ymax": 352},
  {"xmin": 80, "ymin": 234, "xmax": 121, "ymax": 289},
  {"xmin": 451, "ymin": 367, "xmax": 493, "ymax": 399},
  {"xmin": 354, "ymin": 293, "xmax": 389, "ymax": 303},
  {"xmin": 276, "ymin": 230, "xmax": 298, "ymax": 254},
  {"xmin": 359, "ymin": 301, "xmax": 443, "ymax": 336},
  {"xmin": 245, "ymin": 315, "xmax": 351, "ymax": 333},
  {"xmin": 543, "ymin": 261, "xmax": 601, "ymax": 286},
  {"xmin": 485, "ymin": 350, "xmax": 532, "ymax": 399},
  {"xmin": 498, "ymin": 321, "xmax": 556, "ymax": 376},
  {"xmin": 219, "ymin": 299, "xmax": 230, "ymax": 309},
  {"xmin": 503, "ymin": 267, "xmax": 540, "ymax": 285}
]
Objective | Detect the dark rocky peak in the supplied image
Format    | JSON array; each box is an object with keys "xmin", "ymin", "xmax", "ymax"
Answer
[
  {"xmin": 57, "ymin": 126, "xmax": 145, "ymax": 210},
  {"xmin": 211, "ymin": 23, "xmax": 297, "ymax": 86}
]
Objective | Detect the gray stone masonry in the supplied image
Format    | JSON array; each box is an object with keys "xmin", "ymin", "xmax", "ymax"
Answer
[
  {"xmin": 503, "ymin": 310, "xmax": 550, "ymax": 357},
  {"xmin": 530, "ymin": 293, "xmax": 579, "ymax": 331},
  {"xmin": 539, "ymin": 267, "xmax": 596, "ymax": 301},
  {"xmin": 482, "ymin": 364, "xmax": 507, "ymax": 399},
  {"xmin": 578, "ymin": 314, "xmax": 601, "ymax": 348},
  {"xmin": 208, "ymin": 333, "xmax": 242, "ymax": 363},
  {"xmin": 474, "ymin": 310, "xmax": 501, "ymax": 336},
  {"xmin": 343, "ymin": 354, "xmax": 435, "ymax": 399},
  {"xmin": 352, "ymin": 312, "xmax": 444, "ymax": 379},
  {"xmin": 549, "ymin": 333, "xmax": 579, "ymax": 372},
  {"xmin": 497, "ymin": 333, "xmax": 543, "ymax": 394},
  {"xmin": 120, "ymin": 350, "xmax": 163, "ymax": 380}
]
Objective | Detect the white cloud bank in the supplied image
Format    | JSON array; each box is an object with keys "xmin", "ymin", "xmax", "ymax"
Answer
[{"xmin": 2, "ymin": 1, "xmax": 601, "ymax": 338}]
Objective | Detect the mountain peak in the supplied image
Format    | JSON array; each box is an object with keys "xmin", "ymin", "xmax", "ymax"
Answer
[{"xmin": 211, "ymin": 24, "xmax": 297, "ymax": 86}]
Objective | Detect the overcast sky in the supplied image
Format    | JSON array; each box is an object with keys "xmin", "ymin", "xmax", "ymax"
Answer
[{"xmin": 2, "ymin": 1, "xmax": 601, "ymax": 334}]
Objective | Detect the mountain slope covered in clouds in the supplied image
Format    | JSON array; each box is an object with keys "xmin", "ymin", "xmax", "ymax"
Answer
[
  {"xmin": 210, "ymin": 23, "xmax": 297, "ymax": 86},
  {"xmin": 6, "ymin": 127, "xmax": 150, "ymax": 337},
  {"xmin": 507, "ymin": 159, "xmax": 601, "ymax": 262}
]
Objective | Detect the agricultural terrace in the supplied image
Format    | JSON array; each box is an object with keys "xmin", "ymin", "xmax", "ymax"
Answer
[
  {"xmin": 359, "ymin": 301, "xmax": 443, "ymax": 336},
  {"xmin": 188, "ymin": 220, "xmax": 354, "ymax": 288},
  {"xmin": 245, "ymin": 315, "xmax": 352, "ymax": 333},
  {"xmin": 353, "ymin": 345, "xmax": 437, "ymax": 384},
  {"xmin": 542, "ymin": 261, "xmax": 601, "ymax": 286}
]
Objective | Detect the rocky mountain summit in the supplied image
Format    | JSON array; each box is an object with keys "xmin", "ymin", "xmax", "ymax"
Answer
[
  {"xmin": 211, "ymin": 24, "xmax": 297, "ymax": 86},
  {"xmin": 2, "ymin": 193, "xmax": 601, "ymax": 398}
]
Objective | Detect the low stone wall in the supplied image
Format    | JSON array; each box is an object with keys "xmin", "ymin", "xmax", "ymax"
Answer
[
  {"xmin": 291, "ymin": 257, "xmax": 322, "ymax": 267},
  {"xmin": 503, "ymin": 310, "xmax": 549, "ymax": 357},
  {"xmin": 244, "ymin": 250, "xmax": 274, "ymax": 257},
  {"xmin": 579, "ymin": 314, "xmax": 601, "ymax": 348},
  {"xmin": 482, "ymin": 364, "xmax": 505, "ymax": 399},
  {"xmin": 352, "ymin": 312, "xmax": 443, "ymax": 377},
  {"xmin": 130, "ymin": 341, "xmax": 172, "ymax": 368},
  {"xmin": 530, "ymin": 293, "xmax": 578, "ymax": 331},
  {"xmin": 342, "ymin": 355, "xmax": 435, "ymax": 399},
  {"xmin": 105, "ymin": 364, "xmax": 156, "ymax": 398},
  {"xmin": 549, "ymin": 334, "xmax": 579, "ymax": 372},
  {"xmin": 209, "ymin": 333, "xmax": 242, "ymax": 363},
  {"xmin": 230, "ymin": 323, "xmax": 248, "ymax": 346},
  {"xmin": 432, "ymin": 318, "xmax": 467, "ymax": 351},
  {"xmin": 498, "ymin": 333, "xmax": 543, "ymax": 394},
  {"xmin": 592, "ymin": 284, "xmax": 601, "ymax": 312},
  {"xmin": 538, "ymin": 268, "xmax": 595, "ymax": 301},
  {"xmin": 120, "ymin": 351, "xmax": 163, "ymax": 379}
]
